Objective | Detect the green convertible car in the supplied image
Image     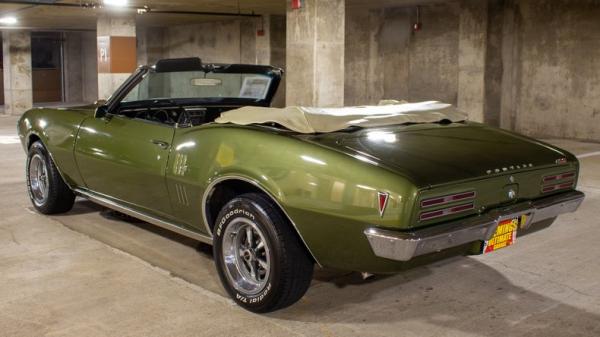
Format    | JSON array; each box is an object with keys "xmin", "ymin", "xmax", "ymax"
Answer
[{"xmin": 18, "ymin": 57, "xmax": 584, "ymax": 312}]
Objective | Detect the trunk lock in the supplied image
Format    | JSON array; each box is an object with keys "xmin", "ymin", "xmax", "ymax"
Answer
[{"xmin": 504, "ymin": 183, "xmax": 519, "ymax": 200}]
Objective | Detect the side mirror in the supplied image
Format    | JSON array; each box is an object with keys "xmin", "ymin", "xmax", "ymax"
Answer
[{"xmin": 94, "ymin": 104, "xmax": 109, "ymax": 119}]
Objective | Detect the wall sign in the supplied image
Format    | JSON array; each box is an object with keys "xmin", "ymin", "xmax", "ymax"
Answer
[{"xmin": 97, "ymin": 36, "xmax": 137, "ymax": 74}]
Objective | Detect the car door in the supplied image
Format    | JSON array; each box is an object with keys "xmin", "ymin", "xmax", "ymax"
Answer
[{"xmin": 74, "ymin": 114, "xmax": 175, "ymax": 217}]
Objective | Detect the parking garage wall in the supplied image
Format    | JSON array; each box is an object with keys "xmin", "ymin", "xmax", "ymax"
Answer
[
  {"xmin": 503, "ymin": 0, "xmax": 600, "ymax": 141},
  {"xmin": 138, "ymin": 16, "xmax": 286, "ymax": 107},
  {"xmin": 345, "ymin": 3, "xmax": 460, "ymax": 107},
  {"xmin": 346, "ymin": 0, "xmax": 600, "ymax": 142},
  {"xmin": 148, "ymin": 19, "xmax": 259, "ymax": 65}
]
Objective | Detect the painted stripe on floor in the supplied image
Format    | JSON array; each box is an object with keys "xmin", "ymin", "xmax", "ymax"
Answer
[
  {"xmin": 0, "ymin": 135, "xmax": 20, "ymax": 144},
  {"xmin": 577, "ymin": 151, "xmax": 600, "ymax": 159}
]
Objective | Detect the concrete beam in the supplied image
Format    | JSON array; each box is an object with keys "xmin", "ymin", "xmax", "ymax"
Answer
[
  {"xmin": 286, "ymin": 0, "xmax": 345, "ymax": 107},
  {"xmin": 2, "ymin": 31, "xmax": 33, "ymax": 116}
]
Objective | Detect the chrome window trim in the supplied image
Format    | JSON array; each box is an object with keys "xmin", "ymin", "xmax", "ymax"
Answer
[
  {"xmin": 201, "ymin": 175, "xmax": 322, "ymax": 267},
  {"xmin": 75, "ymin": 188, "xmax": 213, "ymax": 244}
]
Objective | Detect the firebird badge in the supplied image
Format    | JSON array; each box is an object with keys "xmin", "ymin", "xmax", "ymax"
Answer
[{"xmin": 377, "ymin": 192, "xmax": 389, "ymax": 217}]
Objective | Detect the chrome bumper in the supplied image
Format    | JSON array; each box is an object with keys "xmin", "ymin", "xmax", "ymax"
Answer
[{"xmin": 364, "ymin": 190, "xmax": 585, "ymax": 262}]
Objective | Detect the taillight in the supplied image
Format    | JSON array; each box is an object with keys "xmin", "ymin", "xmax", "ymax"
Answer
[
  {"xmin": 541, "ymin": 171, "xmax": 576, "ymax": 193},
  {"xmin": 420, "ymin": 191, "xmax": 476, "ymax": 208},
  {"xmin": 542, "ymin": 171, "xmax": 575, "ymax": 183},
  {"xmin": 419, "ymin": 190, "xmax": 476, "ymax": 222},
  {"xmin": 419, "ymin": 202, "xmax": 474, "ymax": 221}
]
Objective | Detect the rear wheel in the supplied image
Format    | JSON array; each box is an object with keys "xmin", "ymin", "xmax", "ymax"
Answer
[
  {"xmin": 26, "ymin": 141, "xmax": 75, "ymax": 214},
  {"xmin": 213, "ymin": 193, "xmax": 314, "ymax": 313}
]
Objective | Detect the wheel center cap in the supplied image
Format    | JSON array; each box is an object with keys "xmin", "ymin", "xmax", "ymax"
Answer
[{"xmin": 242, "ymin": 249, "xmax": 253, "ymax": 261}]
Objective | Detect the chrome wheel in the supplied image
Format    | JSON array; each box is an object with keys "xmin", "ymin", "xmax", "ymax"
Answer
[
  {"xmin": 221, "ymin": 218, "xmax": 271, "ymax": 295},
  {"xmin": 29, "ymin": 154, "xmax": 49, "ymax": 207}
]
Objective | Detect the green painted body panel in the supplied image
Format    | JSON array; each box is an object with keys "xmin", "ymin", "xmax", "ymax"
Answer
[
  {"xmin": 17, "ymin": 106, "xmax": 93, "ymax": 187},
  {"xmin": 17, "ymin": 105, "xmax": 580, "ymax": 273},
  {"xmin": 75, "ymin": 115, "xmax": 175, "ymax": 217},
  {"xmin": 303, "ymin": 122, "xmax": 575, "ymax": 188},
  {"xmin": 165, "ymin": 124, "xmax": 419, "ymax": 272}
]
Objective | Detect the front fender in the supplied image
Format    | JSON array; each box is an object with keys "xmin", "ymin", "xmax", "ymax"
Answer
[{"xmin": 18, "ymin": 107, "xmax": 92, "ymax": 188}]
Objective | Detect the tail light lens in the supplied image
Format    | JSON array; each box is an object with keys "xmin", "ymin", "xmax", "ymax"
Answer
[
  {"xmin": 541, "ymin": 171, "xmax": 576, "ymax": 193},
  {"xmin": 542, "ymin": 171, "xmax": 575, "ymax": 183},
  {"xmin": 419, "ymin": 190, "xmax": 476, "ymax": 222},
  {"xmin": 420, "ymin": 191, "xmax": 476, "ymax": 208},
  {"xmin": 419, "ymin": 203, "xmax": 474, "ymax": 221}
]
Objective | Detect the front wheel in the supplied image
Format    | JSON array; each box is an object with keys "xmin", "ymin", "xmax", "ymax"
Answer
[
  {"xmin": 213, "ymin": 193, "xmax": 314, "ymax": 313},
  {"xmin": 26, "ymin": 141, "xmax": 75, "ymax": 214}
]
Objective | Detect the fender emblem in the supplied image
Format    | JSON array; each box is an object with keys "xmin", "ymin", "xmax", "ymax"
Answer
[{"xmin": 377, "ymin": 192, "xmax": 389, "ymax": 217}]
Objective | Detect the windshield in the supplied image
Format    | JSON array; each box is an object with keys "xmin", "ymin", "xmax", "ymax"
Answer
[{"xmin": 122, "ymin": 70, "xmax": 274, "ymax": 103}]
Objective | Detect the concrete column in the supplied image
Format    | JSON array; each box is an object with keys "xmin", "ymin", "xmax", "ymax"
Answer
[
  {"xmin": 482, "ymin": 0, "xmax": 504, "ymax": 127},
  {"xmin": 345, "ymin": 8, "xmax": 391, "ymax": 106},
  {"xmin": 499, "ymin": 0, "xmax": 519, "ymax": 130},
  {"xmin": 81, "ymin": 31, "xmax": 99, "ymax": 103},
  {"xmin": 240, "ymin": 19, "xmax": 258, "ymax": 64},
  {"xmin": 145, "ymin": 27, "xmax": 165, "ymax": 65},
  {"xmin": 457, "ymin": 0, "xmax": 488, "ymax": 122},
  {"xmin": 63, "ymin": 32, "xmax": 84, "ymax": 103},
  {"xmin": 2, "ymin": 31, "xmax": 33, "ymax": 115},
  {"xmin": 97, "ymin": 14, "xmax": 136, "ymax": 100},
  {"xmin": 63, "ymin": 31, "xmax": 98, "ymax": 104},
  {"xmin": 286, "ymin": 0, "xmax": 345, "ymax": 107},
  {"xmin": 136, "ymin": 26, "xmax": 148, "ymax": 67},
  {"xmin": 269, "ymin": 15, "xmax": 287, "ymax": 107}
]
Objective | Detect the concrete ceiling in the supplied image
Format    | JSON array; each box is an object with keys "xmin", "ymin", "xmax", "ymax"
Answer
[
  {"xmin": 0, "ymin": 0, "xmax": 446, "ymax": 31},
  {"xmin": 0, "ymin": 0, "xmax": 284, "ymax": 30}
]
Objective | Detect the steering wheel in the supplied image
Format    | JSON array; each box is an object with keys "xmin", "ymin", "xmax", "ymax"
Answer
[{"xmin": 150, "ymin": 109, "xmax": 171, "ymax": 124}]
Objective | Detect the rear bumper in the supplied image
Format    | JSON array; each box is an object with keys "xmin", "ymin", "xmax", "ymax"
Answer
[{"xmin": 364, "ymin": 190, "xmax": 585, "ymax": 262}]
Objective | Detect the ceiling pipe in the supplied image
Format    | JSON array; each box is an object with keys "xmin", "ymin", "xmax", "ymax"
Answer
[
  {"xmin": 0, "ymin": 1, "xmax": 261, "ymax": 17},
  {"xmin": 141, "ymin": 10, "xmax": 260, "ymax": 18},
  {"xmin": 0, "ymin": 26, "xmax": 95, "ymax": 31}
]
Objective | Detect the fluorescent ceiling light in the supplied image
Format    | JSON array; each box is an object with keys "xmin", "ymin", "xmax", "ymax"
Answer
[
  {"xmin": 103, "ymin": 0, "xmax": 128, "ymax": 7},
  {"xmin": 0, "ymin": 16, "xmax": 18, "ymax": 25}
]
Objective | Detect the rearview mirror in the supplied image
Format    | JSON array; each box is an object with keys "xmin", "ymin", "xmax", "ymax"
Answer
[
  {"xmin": 191, "ymin": 78, "xmax": 222, "ymax": 86},
  {"xmin": 94, "ymin": 104, "xmax": 109, "ymax": 119}
]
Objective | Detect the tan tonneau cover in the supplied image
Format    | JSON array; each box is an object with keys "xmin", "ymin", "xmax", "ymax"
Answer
[{"xmin": 215, "ymin": 101, "xmax": 467, "ymax": 133}]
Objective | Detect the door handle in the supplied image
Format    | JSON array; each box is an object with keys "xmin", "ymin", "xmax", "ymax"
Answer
[{"xmin": 151, "ymin": 140, "xmax": 170, "ymax": 149}]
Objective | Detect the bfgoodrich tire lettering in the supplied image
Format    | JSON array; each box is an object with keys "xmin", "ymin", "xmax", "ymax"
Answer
[
  {"xmin": 26, "ymin": 141, "xmax": 75, "ymax": 214},
  {"xmin": 213, "ymin": 193, "xmax": 314, "ymax": 313}
]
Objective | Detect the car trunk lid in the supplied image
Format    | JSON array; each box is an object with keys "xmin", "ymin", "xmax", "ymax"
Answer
[{"xmin": 298, "ymin": 122, "xmax": 571, "ymax": 188}]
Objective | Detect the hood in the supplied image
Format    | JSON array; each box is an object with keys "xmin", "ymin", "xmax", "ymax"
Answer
[
  {"xmin": 58, "ymin": 104, "xmax": 97, "ymax": 112},
  {"xmin": 297, "ymin": 122, "xmax": 572, "ymax": 188}
]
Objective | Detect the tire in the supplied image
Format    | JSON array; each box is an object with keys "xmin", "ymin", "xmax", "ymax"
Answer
[
  {"xmin": 26, "ymin": 141, "xmax": 75, "ymax": 214},
  {"xmin": 213, "ymin": 193, "xmax": 314, "ymax": 313}
]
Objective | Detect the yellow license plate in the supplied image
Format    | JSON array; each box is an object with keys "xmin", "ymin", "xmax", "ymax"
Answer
[{"xmin": 483, "ymin": 215, "xmax": 527, "ymax": 254}]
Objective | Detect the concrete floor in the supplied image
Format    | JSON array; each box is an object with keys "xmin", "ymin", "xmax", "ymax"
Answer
[{"xmin": 1, "ymin": 114, "xmax": 599, "ymax": 337}]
